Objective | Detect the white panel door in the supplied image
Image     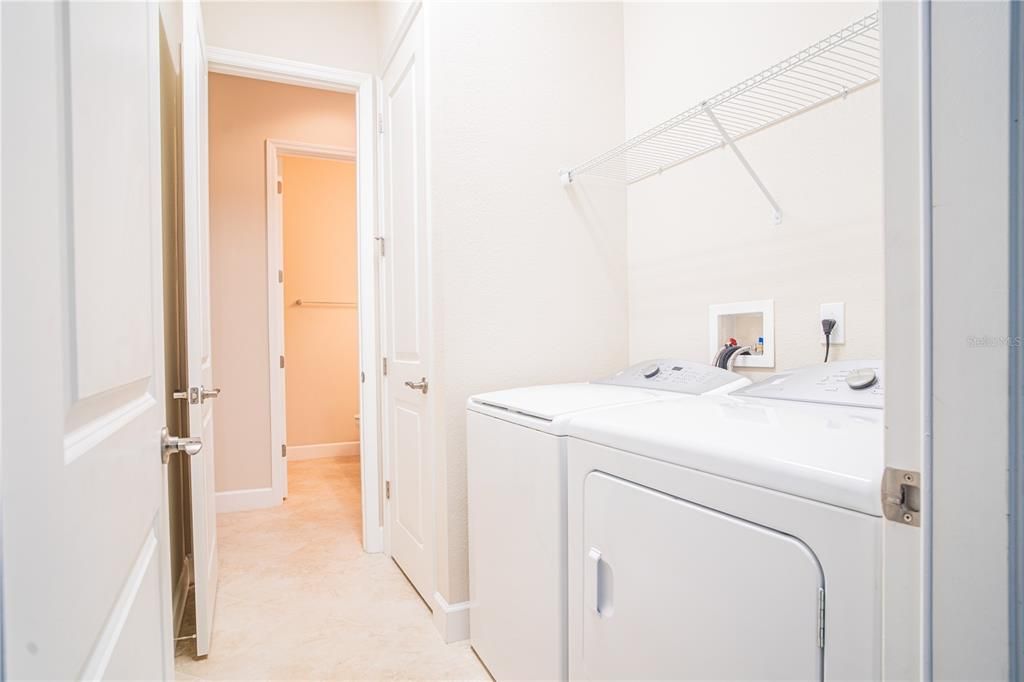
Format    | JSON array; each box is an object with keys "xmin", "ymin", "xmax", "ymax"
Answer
[
  {"xmin": 182, "ymin": 0, "xmax": 219, "ymax": 658},
  {"xmin": 2, "ymin": 2, "xmax": 174, "ymax": 679},
  {"xmin": 381, "ymin": 14, "xmax": 433, "ymax": 602},
  {"xmin": 581, "ymin": 472, "xmax": 823, "ymax": 681}
]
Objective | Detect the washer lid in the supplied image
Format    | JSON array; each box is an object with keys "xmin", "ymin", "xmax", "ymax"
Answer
[
  {"xmin": 468, "ymin": 383, "xmax": 666, "ymax": 432},
  {"xmin": 594, "ymin": 359, "xmax": 750, "ymax": 395},
  {"xmin": 568, "ymin": 395, "xmax": 884, "ymax": 516}
]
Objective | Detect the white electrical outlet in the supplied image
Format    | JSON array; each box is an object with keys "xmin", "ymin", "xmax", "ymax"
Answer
[{"xmin": 820, "ymin": 302, "xmax": 845, "ymax": 344}]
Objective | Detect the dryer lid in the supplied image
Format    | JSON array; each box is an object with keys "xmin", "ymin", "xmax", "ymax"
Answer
[{"xmin": 568, "ymin": 395, "xmax": 884, "ymax": 516}]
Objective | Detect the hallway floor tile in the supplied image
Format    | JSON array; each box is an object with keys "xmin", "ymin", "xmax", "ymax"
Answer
[{"xmin": 175, "ymin": 457, "xmax": 488, "ymax": 681}]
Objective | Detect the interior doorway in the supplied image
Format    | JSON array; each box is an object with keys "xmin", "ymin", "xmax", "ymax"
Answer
[
  {"xmin": 201, "ymin": 57, "xmax": 382, "ymax": 555},
  {"xmin": 270, "ymin": 143, "xmax": 361, "ymax": 509}
]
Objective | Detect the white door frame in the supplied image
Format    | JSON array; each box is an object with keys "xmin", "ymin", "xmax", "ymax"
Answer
[
  {"xmin": 882, "ymin": 2, "xmax": 1018, "ymax": 678},
  {"xmin": 879, "ymin": 3, "xmax": 928, "ymax": 677},
  {"xmin": 928, "ymin": 2, "xmax": 1014, "ymax": 678},
  {"xmin": 207, "ymin": 48, "xmax": 383, "ymax": 552}
]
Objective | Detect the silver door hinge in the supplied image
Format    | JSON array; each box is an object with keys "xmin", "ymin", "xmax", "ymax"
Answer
[
  {"xmin": 280, "ymin": 355, "xmax": 285, "ymax": 369},
  {"xmin": 375, "ymin": 235, "xmax": 386, "ymax": 257},
  {"xmin": 817, "ymin": 588, "xmax": 825, "ymax": 649},
  {"xmin": 382, "ymin": 357, "xmax": 388, "ymax": 376},
  {"xmin": 881, "ymin": 467, "xmax": 921, "ymax": 527},
  {"xmin": 385, "ymin": 480, "xmax": 391, "ymax": 499},
  {"xmin": 278, "ymin": 269, "xmax": 283, "ymax": 283},
  {"xmin": 276, "ymin": 178, "xmax": 283, "ymax": 194},
  {"xmin": 282, "ymin": 444, "xmax": 287, "ymax": 458},
  {"xmin": 377, "ymin": 112, "xmax": 384, "ymax": 135}
]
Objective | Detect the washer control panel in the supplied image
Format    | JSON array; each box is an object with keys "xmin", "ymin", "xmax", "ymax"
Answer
[
  {"xmin": 735, "ymin": 360, "xmax": 884, "ymax": 409},
  {"xmin": 594, "ymin": 359, "xmax": 749, "ymax": 395}
]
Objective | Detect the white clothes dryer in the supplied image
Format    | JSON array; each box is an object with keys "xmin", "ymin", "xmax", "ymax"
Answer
[{"xmin": 565, "ymin": 361, "xmax": 885, "ymax": 681}]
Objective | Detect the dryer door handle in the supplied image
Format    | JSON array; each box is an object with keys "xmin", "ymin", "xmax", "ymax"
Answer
[{"xmin": 588, "ymin": 547, "xmax": 614, "ymax": 618}]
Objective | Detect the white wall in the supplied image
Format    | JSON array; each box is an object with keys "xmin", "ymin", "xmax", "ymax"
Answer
[
  {"xmin": 376, "ymin": 0, "xmax": 415, "ymax": 68},
  {"xmin": 425, "ymin": 1, "xmax": 629, "ymax": 605},
  {"xmin": 623, "ymin": 2, "xmax": 883, "ymax": 376},
  {"xmin": 202, "ymin": 1, "xmax": 378, "ymax": 75}
]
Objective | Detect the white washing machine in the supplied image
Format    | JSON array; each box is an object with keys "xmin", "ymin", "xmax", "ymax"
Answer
[
  {"xmin": 565, "ymin": 360, "xmax": 885, "ymax": 681},
  {"xmin": 466, "ymin": 360, "xmax": 750, "ymax": 681}
]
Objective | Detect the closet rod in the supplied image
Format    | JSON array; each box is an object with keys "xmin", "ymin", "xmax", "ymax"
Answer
[{"xmin": 294, "ymin": 299, "xmax": 356, "ymax": 308}]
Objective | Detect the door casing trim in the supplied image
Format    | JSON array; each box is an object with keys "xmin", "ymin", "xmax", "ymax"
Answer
[{"xmin": 207, "ymin": 47, "xmax": 383, "ymax": 553}]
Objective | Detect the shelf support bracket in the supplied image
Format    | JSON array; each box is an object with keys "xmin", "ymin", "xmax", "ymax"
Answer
[{"xmin": 703, "ymin": 106, "xmax": 782, "ymax": 225}]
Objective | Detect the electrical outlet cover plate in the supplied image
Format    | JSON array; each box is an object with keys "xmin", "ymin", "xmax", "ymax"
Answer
[{"xmin": 820, "ymin": 302, "xmax": 845, "ymax": 345}]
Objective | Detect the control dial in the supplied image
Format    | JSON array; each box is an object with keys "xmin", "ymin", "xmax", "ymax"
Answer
[
  {"xmin": 845, "ymin": 368, "xmax": 878, "ymax": 390},
  {"xmin": 642, "ymin": 364, "xmax": 661, "ymax": 379}
]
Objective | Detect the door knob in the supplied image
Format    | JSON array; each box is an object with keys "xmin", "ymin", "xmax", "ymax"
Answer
[
  {"xmin": 161, "ymin": 427, "xmax": 203, "ymax": 463},
  {"xmin": 172, "ymin": 386, "xmax": 222, "ymax": 404},
  {"xmin": 404, "ymin": 377, "xmax": 428, "ymax": 394}
]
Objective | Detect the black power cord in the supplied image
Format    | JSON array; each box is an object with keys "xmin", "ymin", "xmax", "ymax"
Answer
[{"xmin": 822, "ymin": 318, "xmax": 837, "ymax": 362}]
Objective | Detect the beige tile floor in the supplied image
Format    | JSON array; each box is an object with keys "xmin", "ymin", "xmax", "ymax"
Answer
[{"xmin": 175, "ymin": 457, "xmax": 489, "ymax": 681}]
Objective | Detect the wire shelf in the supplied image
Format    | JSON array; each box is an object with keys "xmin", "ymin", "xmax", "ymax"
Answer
[{"xmin": 562, "ymin": 11, "xmax": 880, "ymax": 187}]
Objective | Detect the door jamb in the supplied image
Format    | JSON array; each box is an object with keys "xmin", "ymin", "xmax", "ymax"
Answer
[
  {"xmin": 1011, "ymin": 3, "xmax": 1024, "ymax": 674},
  {"xmin": 207, "ymin": 48, "xmax": 383, "ymax": 552}
]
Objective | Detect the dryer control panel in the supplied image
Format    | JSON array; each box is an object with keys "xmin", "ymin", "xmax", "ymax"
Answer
[
  {"xmin": 594, "ymin": 359, "xmax": 750, "ymax": 395},
  {"xmin": 735, "ymin": 360, "xmax": 884, "ymax": 409}
]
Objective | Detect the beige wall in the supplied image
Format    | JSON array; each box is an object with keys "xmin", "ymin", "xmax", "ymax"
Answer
[
  {"xmin": 209, "ymin": 74, "xmax": 355, "ymax": 493},
  {"xmin": 426, "ymin": 1, "xmax": 629, "ymax": 605},
  {"xmin": 623, "ymin": 2, "xmax": 884, "ymax": 377},
  {"xmin": 424, "ymin": 0, "xmax": 883, "ymax": 610},
  {"xmin": 282, "ymin": 155, "xmax": 360, "ymax": 446},
  {"xmin": 202, "ymin": 1, "xmax": 378, "ymax": 76}
]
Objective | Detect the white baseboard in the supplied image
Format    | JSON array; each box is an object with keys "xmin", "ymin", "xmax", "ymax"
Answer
[
  {"xmin": 288, "ymin": 440, "xmax": 360, "ymax": 462},
  {"xmin": 215, "ymin": 487, "xmax": 280, "ymax": 514},
  {"xmin": 432, "ymin": 591, "xmax": 470, "ymax": 643},
  {"xmin": 172, "ymin": 558, "xmax": 192, "ymax": 638}
]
